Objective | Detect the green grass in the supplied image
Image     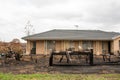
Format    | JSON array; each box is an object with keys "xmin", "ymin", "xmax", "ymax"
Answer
[{"xmin": 0, "ymin": 73, "xmax": 120, "ymax": 80}]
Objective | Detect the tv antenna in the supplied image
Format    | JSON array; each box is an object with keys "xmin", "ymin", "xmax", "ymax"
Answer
[{"xmin": 74, "ymin": 25, "xmax": 79, "ymax": 30}]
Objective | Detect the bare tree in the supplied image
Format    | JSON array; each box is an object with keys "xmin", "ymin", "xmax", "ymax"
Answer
[{"xmin": 25, "ymin": 20, "xmax": 35, "ymax": 36}]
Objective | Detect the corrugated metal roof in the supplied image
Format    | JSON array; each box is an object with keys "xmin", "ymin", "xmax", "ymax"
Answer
[{"xmin": 22, "ymin": 29, "xmax": 120, "ymax": 40}]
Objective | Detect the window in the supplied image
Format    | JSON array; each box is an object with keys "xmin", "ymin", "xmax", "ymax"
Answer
[
  {"xmin": 102, "ymin": 41, "xmax": 104, "ymax": 50},
  {"xmin": 32, "ymin": 41, "xmax": 36, "ymax": 48},
  {"xmin": 47, "ymin": 40, "xmax": 56, "ymax": 50},
  {"xmin": 82, "ymin": 41, "xmax": 93, "ymax": 50},
  {"xmin": 102, "ymin": 41, "xmax": 109, "ymax": 54},
  {"xmin": 69, "ymin": 40, "xmax": 74, "ymax": 48}
]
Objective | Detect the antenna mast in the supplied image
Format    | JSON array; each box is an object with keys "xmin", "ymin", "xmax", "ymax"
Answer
[{"xmin": 74, "ymin": 25, "xmax": 79, "ymax": 30}]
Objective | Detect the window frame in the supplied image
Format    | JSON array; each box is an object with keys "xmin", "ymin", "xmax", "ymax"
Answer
[
  {"xmin": 47, "ymin": 40, "xmax": 56, "ymax": 50},
  {"xmin": 82, "ymin": 41, "xmax": 93, "ymax": 50}
]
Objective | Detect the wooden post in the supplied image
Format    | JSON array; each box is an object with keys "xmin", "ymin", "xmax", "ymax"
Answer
[
  {"xmin": 89, "ymin": 49, "xmax": 93, "ymax": 65},
  {"xmin": 66, "ymin": 51, "xmax": 72, "ymax": 63},
  {"xmin": 49, "ymin": 52, "xmax": 53, "ymax": 66},
  {"xmin": 59, "ymin": 55, "xmax": 64, "ymax": 62}
]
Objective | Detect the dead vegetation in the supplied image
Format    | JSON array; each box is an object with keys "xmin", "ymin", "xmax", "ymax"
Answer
[{"xmin": 0, "ymin": 54, "xmax": 120, "ymax": 74}]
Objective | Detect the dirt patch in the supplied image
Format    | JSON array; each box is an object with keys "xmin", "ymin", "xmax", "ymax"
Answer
[{"xmin": 0, "ymin": 54, "xmax": 120, "ymax": 74}]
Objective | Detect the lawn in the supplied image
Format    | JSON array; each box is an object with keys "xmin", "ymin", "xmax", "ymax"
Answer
[{"xmin": 0, "ymin": 73, "xmax": 120, "ymax": 80}]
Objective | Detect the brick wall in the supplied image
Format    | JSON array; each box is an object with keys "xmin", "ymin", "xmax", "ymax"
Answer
[
  {"xmin": 36, "ymin": 40, "xmax": 45, "ymax": 54},
  {"xmin": 26, "ymin": 40, "xmax": 34, "ymax": 55},
  {"xmin": 113, "ymin": 37, "xmax": 120, "ymax": 54},
  {"xmin": 26, "ymin": 40, "xmax": 114, "ymax": 55},
  {"xmin": 55, "ymin": 41, "xmax": 62, "ymax": 51},
  {"xmin": 93, "ymin": 41, "xmax": 102, "ymax": 55}
]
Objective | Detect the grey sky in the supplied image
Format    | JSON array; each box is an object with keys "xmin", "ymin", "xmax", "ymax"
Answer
[{"xmin": 0, "ymin": 0, "xmax": 120, "ymax": 42}]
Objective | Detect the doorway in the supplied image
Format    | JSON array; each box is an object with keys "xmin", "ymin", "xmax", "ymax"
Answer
[
  {"xmin": 31, "ymin": 41, "xmax": 36, "ymax": 54},
  {"xmin": 108, "ymin": 41, "xmax": 111, "ymax": 53}
]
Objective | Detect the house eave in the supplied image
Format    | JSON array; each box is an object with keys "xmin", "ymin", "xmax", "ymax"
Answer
[{"xmin": 23, "ymin": 38, "xmax": 113, "ymax": 41}]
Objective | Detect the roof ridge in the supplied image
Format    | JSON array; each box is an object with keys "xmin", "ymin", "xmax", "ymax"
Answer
[{"xmin": 53, "ymin": 29, "xmax": 107, "ymax": 32}]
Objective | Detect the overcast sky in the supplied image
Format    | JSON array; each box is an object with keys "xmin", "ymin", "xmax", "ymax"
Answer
[{"xmin": 0, "ymin": 0, "xmax": 120, "ymax": 42}]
